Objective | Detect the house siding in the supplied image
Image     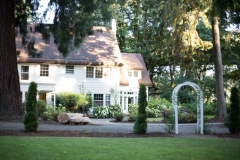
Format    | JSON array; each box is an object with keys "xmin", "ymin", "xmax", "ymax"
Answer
[{"xmin": 18, "ymin": 64, "xmax": 120, "ymax": 107}]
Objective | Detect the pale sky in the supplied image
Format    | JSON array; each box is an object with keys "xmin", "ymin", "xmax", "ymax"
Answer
[{"xmin": 37, "ymin": 0, "xmax": 54, "ymax": 23}]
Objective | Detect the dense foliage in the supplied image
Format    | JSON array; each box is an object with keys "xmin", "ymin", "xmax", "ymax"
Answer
[
  {"xmin": 133, "ymin": 84, "xmax": 147, "ymax": 134},
  {"xmin": 36, "ymin": 100, "xmax": 47, "ymax": 117},
  {"xmin": 23, "ymin": 81, "xmax": 38, "ymax": 131},
  {"xmin": 92, "ymin": 104, "xmax": 122, "ymax": 119},
  {"xmin": 41, "ymin": 106, "xmax": 66, "ymax": 122},
  {"xmin": 54, "ymin": 92, "xmax": 91, "ymax": 113}
]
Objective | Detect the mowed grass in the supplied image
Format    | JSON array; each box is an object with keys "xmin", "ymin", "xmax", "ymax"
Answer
[{"xmin": 1, "ymin": 137, "xmax": 240, "ymax": 160}]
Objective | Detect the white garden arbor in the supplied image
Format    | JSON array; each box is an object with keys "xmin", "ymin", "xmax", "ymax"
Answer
[{"xmin": 172, "ymin": 81, "xmax": 204, "ymax": 134}]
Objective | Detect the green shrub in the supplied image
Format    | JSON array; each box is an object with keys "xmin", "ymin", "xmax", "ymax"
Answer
[
  {"xmin": 128, "ymin": 103, "xmax": 138, "ymax": 121},
  {"xmin": 107, "ymin": 104, "xmax": 122, "ymax": 117},
  {"xmin": 54, "ymin": 92, "xmax": 92, "ymax": 113},
  {"xmin": 128, "ymin": 116, "xmax": 136, "ymax": 122},
  {"xmin": 93, "ymin": 106, "xmax": 108, "ymax": 118},
  {"xmin": 23, "ymin": 81, "xmax": 38, "ymax": 132},
  {"xmin": 54, "ymin": 92, "xmax": 80, "ymax": 111},
  {"xmin": 147, "ymin": 96, "xmax": 171, "ymax": 111},
  {"xmin": 146, "ymin": 107, "xmax": 161, "ymax": 118},
  {"xmin": 133, "ymin": 84, "xmax": 147, "ymax": 134},
  {"xmin": 78, "ymin": 93, "xmax": 92, "ymax": 113},
  {"xmin": 180, "ymin": 102, "xmax": 197, "ymax": 114},
  {"xmin": 163, "ymin": 110, "xmax": 175, "ymax": 133},
  {"xmin": 228, "ymin": 87, "xmax": 240, "ymax": 134},
  {"xmin": 204, "ymin": 102, "xmax": 216, "ymax": 115},
  {"xmin": 40, "ymin": 106, "xmax": 66, "ymax": 121},
  {"xmin": 41, "ymin": 112, "xmax": 52, "ymax": 121},
  {"xmin": 178, "ymin": 112, "xmax": 197, "ymax": 123},
  {"xmin": 36, "ymin": 100, "xmax": 47, "ymax": 117},
  {"xmin": 146, "ymin": 96, "xmax": 172, "ymax": 118},
  {"xmin": 114, "ymin": 112, "xmax": 124, "ymax": 121}
]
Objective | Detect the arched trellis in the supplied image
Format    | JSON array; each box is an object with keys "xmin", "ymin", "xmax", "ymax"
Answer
[{"xmin": 172, "ymin": 81, "xmax": 204, "ymax": 134}]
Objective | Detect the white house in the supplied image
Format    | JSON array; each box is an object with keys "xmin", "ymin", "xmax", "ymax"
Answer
[{"xmin": 16, "ymin": 22, "xmax": 152, "ymax": 114}]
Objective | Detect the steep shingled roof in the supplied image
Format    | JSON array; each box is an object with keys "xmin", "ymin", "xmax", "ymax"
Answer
[
  {"xmin": 16, "ymin": 25, "xmax": 152, "ymax": 87},
  {"xmin": 120, "ymin": 53, "xmax": 152, "ymax": 87}
]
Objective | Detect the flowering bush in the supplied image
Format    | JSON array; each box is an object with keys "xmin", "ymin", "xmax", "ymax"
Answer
[
  {"xmin": 40, "ymin": 106, "xmax": 66, "ymax": 121},
  {"xmin": 147, "ymin": 96, "xmax": 171, "ymax": 111},
  {"xmin": 128, "ymin": 103, "xmax": 138, "ymax": 121},
  {"xmin": 107, "ymin": 104, "xmax": 122, "ymax": 117},
  {"xmin": 93, "ymin": 106, "xmax": 108, "ymax": 118},
  {"xmin": 146, "ymin": 107, "xmax": 161, "ymax": 118}
]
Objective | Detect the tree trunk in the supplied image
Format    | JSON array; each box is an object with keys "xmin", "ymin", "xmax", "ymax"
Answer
[
  {"xmin": 0, "ymin": 0, "xmax": 23, "ymax": 115},
  {"xmin": 169, "ymin": 65, "xmax": 175, "ymax": 87},
  {"xmin": 212, "ymin": 16, "xmax": 228, "ymax": 118}
]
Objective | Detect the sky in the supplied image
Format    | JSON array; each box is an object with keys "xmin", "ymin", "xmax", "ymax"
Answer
[{"xmin": 37, "ymin": 0, "xmax": 54, "ymax": 23}]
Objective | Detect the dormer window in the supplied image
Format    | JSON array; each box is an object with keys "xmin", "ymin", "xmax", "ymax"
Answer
[
  {"xmin": 128, "ymin": 70, "xmax": 132, "ymax": 77},
  {"xmin": 128, "ymin": 70, "xmax": 138, "ymax": 78},
  {"xmin": 134, "ymin": 71, "xmax": 138, "ymax": 77}
]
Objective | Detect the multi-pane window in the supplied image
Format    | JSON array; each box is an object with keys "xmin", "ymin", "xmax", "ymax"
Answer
[
  {"xmin": 128, "ymin": 70, "xmax": 138, "ymax": 77},
  {"xmin": 128, "ymin": 70, "xmax": 132, "ymax": 77},
  {"xmin": 66, "ymin": 65, "xmax": 74, "ymax": 74},
  {"xmin": 21, "ymin": 66, "xmax": 29, "ymax": 80},
  {"xmin": 86, "ymin": 67, "xmax": 103, "ymax": 78},
  {"xmin": 86, "ymin": 67, "xmax": 94, "ymax": 78},
  {"xmin": 105, "ymin": 94, "xmax": 111, "ymax": 106},
  {"xmin": 134, "ymin": 71, "xmax": 138, "ymax": 77},
  {"xmin": 94, "ymin": 94, "xmax": 103, "ymax": 106},
  {"xmin": 40, "ymin": 65, "xmax": 49, "ymax": 76},
  {"xmin": 135, "ymin": 96, "xmax": 138, "ymax": 104},
  {"xmin": 95, "ymin": 67, "xmax": 103, "ymax": 78}
]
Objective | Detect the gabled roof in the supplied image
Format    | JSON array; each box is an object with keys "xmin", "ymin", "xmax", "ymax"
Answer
[
  {"xmin": 16, "ymin": 25, "xmax": 152, "ymax": 87},
  {"xmin": 120, "ymin": 53, "xmax": 153, "ymax": 87},
  {"xmin": 16, "ymin": 26, "xmax": 123, "ymax": 66}
]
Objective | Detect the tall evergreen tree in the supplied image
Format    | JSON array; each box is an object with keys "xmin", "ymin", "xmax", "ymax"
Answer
[
  {"xmin": 133, "ymin": 84, "xmax": 147, "ymax": 134},
  {"xmin": 23, "ymin": 81, "xmax": 38, "ymax": 132},
  {"xmin": 228, "ymin": 87, "xmax": 240, "ymax": 134}
]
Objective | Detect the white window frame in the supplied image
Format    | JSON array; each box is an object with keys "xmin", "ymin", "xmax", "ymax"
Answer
[
  {"xmin": 86, "ymin": 67, "xmax": 94, "ymax": 78},
  {"xmin": 86, "ymin": 67, "xmax": 103, "ymax": 78},
  {"xmin": 105, "ymin": 94, "xmax": 111, "ymax": 106},
  {"xmin": 134, "ymin": 70, "xmax": 138, "ymax": 77},
  {"xmin": 21, "ymin": 66, "xmax": 29, "ymax": 80},
  {"xmin": 66, "ymin": 65, "xmax": 74, "ymax": 74},
  {"xmin": 95, "ymin": 67, "xmax": 103, "ymax": 78},
  {"xmin": 128, "ymin": 70, "xmax": 132, "ymax": 77},
  {"xmin": 40, "ymin": 64, "xmax": 49, "ymax": 77},
  {"xmin": 93, "ymin": 94, "xmax": 104, "ymax": 106}
]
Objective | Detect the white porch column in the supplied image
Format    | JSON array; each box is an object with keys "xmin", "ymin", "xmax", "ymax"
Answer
[
  {"xmin": 146, "ymin": 87, "xmax": 149, "ymax": 100},
  {"xmin": 22, "ymin": 91, "xmax": 26, "ymax": 103},
  {"xmin": 54, "ymin": 90, "xmax": 56, "ymax": 107}
]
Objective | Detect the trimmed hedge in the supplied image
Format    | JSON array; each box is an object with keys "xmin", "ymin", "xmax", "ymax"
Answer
[
  {"xmin": 133, "ymin": 84, "xmax": 147, "ymax": 134},
  {"xmin": 228, "ymin": 87, "xmax": 240, "ymax": 134},
  {"xmin": 23, "ymin": 82, "xmax": 38, "ymax": 132}
]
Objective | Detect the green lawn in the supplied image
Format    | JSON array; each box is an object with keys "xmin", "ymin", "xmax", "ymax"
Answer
[{"xmin": 1, "ymin": 136, "xmax": 240, "ymax": 160}]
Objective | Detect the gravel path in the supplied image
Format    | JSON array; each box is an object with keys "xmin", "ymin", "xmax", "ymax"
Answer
[{"xmin": 0, "ymin": 118, "xmax": 229, "ymax": 137}]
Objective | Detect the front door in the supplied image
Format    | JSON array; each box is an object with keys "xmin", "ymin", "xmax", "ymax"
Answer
[{"xmin": 39, "ymin": 93, "xmax": 46, "ymax": 102}]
